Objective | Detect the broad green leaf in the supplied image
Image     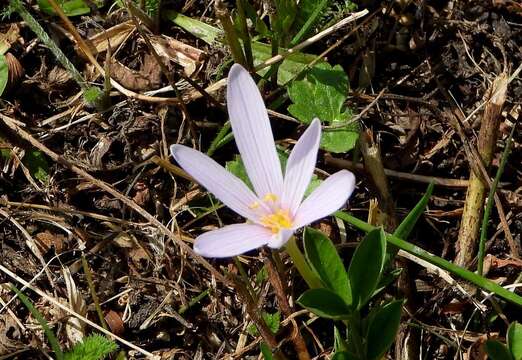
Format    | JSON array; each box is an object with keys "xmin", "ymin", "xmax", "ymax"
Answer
[
  {"xmin": 251, "ymin": 41, "xmax": 320, "ymax": 85},
  {"xmin": 304, "ymin": 228, "xmax": 351, "ymax": 304},
  {"xmin": 394, "ymin": 182, "xmax": 434, "ymax": 240},
  {"xmin": 347, "ymin": 228, "xmax": 386, "ymax": 309},
  {"xmin": 64, "ymin": 334, "xmax": 118, "ymax": 360},
  {"xmin": 365, "ymin": 300, "xmax": 403, "ymax": 360},
  {"xmin": 23, "ymin": 150, "xmax": 49, "ymax": 182},
  {"xmin": 297, "ymin": 288, "xmax": 352, "ymax": 319},
  {"xmin": 485, "ymin": 340, "xmax": 513, "ymax": 360},
  {"xmin": 287, "ymin": 63, "xmax": 359, "ymax": 152},
  {"xmin": 0, "ymin": 54, "xmax": 7, "ymax": 97},
  {"xmin": 508, "ymin": 322, "xmax": 522, "ymax": 360},
  {"xmin": 37, "ymin": 0, "xmax": 91, "ymax": 16}
]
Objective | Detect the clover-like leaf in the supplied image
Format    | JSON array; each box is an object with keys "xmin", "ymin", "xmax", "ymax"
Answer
[{"xmin": 287, "ymin": 63, "xmax": 359, "ymax": 153}]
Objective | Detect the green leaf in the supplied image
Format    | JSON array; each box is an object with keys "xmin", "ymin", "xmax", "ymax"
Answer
[
  {"xmin": 485, "ymin": 340, "xmax": 513, "ymax": 360},
  {"xmin": 394, "ymin": 182, "xmax": 434, "ymax": 240},
  {"xmin": 347, "ymin": 228, "xmax": 387, "ymax": 310},
  {"xmin": 334, "ymin": 325, "xmax": 349, "ymax": 353},
  {"xmin": 304, "ymin": 228, "xmax": 351, "ymax": 304},
  {"xmin": 64, "ymin": 334, "xmax": 118, "ymax": 360},
  {"xmin": 248, "ymin": 311, "xmax": 280, "ymax": 336},
  {"xmin": 287, "ymin": 63, "xmax": 359, "ymax": 153},
  {"xmin": 508, "ymin": 322, "xmax": 522, "ymax": 360},
  {"xmin": 365, "ymin": 300, "xmax": 403, "ymax": 360},
  {"xmin": 23, "ymin": 150, "xmax": 49, "ymax": 182},
  {"xmin": 0, "ymin": 54, "xmax": 7, "ymax": 97},
  {"xmin": 272, "ymin": 0, "xmax": 297, "ymax": 44},
  {"xmin": 331, "ymin": 352, "xmax": 360, "ymax": 360},
  {"xmin": 37, "ymin": 0, "xmax": 91, "ymax": 16},
  {"xmin": 297, "ymin": 288, "xmax": 351, "ymax": 319},
  {"xmin": 260, "ymin": 342, "xmax": 274, "ymax": 360},
  {"xmin": 289, "ymin": 0, "xmax": 328, "ymax": 46},
  {"xmin": 11, "ymin": 285, "xmax": 64, "ymax": 360}
]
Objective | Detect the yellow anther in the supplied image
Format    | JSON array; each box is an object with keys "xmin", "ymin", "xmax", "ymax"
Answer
[
  {"xmin": 249, "ymin": 201, "xmax": 260, "ymax": 209},
  {"xmin": 260, "ymin": 209, "xmax": 293, "ymax": 234},
  {"xmin": 262, "ymin": 193, "xmax": 279, "ymax": 202}
]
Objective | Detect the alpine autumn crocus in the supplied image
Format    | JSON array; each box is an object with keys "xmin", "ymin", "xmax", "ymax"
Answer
[{"xmin": 171, "ymin": 64, "xmax": 355, "ymax": 258}]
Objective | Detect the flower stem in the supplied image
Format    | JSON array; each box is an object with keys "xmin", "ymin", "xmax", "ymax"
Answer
[{"xmin": 285, "ymin": 236, "xmax": 322, "ymax": 289}]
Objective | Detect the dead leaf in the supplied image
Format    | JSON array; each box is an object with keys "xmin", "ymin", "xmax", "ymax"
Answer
[
  {"xmin": 149, "ymin": 35, "xmax": 207, "ymax": 76},
  {"xmin": 109, "ymin": 54, "xmax": 162, "ymax": 91}
]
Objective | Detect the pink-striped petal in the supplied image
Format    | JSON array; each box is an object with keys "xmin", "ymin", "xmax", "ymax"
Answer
[
  {"xmin": 293, "ymin": 170, "xmax": 356, "ymax": 228},
  {"xmin": 281, "ymin": 118, "xmax": 321, "ymax": 216},
  {"xmin": 194, "ymin": 223, "xmax": 272, "ymax": 257},
  {"xmin": 171, "ymin": 144, "xmax": 267, "ymax": 221},
  {"xmin": 268, "ymin": 229, "xmax": 294, "ymax": 249},
  {"xmin": 227, "ymin": 64, "xmax": 284, "ymax": 199}
]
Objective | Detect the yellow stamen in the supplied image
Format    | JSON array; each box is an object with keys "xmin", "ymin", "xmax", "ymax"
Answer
[
  {"xmin": 249, "ymin": 201, "xmax": 260, "ymax": 209},
  {"xmin": 262, "ymin": 193, "xmax": 279, "ymax": 202},
  {"xmin": 260, "ymin": 209, "xmax": 293, "ymax": 234}
]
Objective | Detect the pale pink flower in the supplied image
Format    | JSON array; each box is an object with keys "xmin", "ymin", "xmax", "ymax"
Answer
[{"xmin": 171, "ymin": 64, "xmax": 355, "ymax": 257}]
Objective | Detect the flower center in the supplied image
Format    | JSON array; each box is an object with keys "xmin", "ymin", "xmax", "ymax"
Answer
[{"xmin": 260, "ymin": 209, "xmax": 293, "ymax": 233}]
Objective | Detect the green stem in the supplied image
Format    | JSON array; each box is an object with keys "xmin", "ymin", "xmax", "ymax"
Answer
[
  {"xmin": 234, "ymin": 257, "xmax": 256, "ymax": 299},
  {"xmin": 215, "ymin": 0, "xmax": 246, "ymax": 67},
  {"xmin": 345, "ymin": 313, "xmax": 365, "ymax": 358},
  {"xmin": 207, "ymin": 121, "xmax": 231, "ymax": 156},
  {"xmin": 285, "ymin": 236, "xmax": 322, "ymax": 289},
  {"xmin": 477, "ymin": 124, "xmax": 515, "ymax": 275},
  {"xmin": 81, "ymin": 254, "xmax": 108, "ymax": 330},
  {"xmin": 335, "ymin": 211, "xmax": 522, "ymax": 306},
  {"xmin": 236, "ymin": 0, "xmax": 253, "ymax": 71}
]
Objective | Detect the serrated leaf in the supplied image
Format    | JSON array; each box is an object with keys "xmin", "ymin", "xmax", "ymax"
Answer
[
  {"xmin": 0, "ymin": 54, "xmax": 7, "ymax": 97},
  {"xmin": 64, "ymin": 334, "xmax": 118, "ymax": 360},
  {"xmin": 304, "ymin": 228, "xmax": 351, "ymax": 304},
  {"xmin": 365, "ymin": 300, "xmax": 403, "ymax": 360},
  {"xmin": 297, "ymin": 288, "xmax": 351, "ymax": 319},
  {"xmin": 484, "ymin": 340, "xmax": 513, "ymax": 360},
  {"xmin": 287, "ymin": 63, "xmax": 359, "ymax": 153},
  {"xmin": 508, "ymin": 322, "xmax": 522, "ymax": 360},
  {"xmin": 37, "ymin": 0, "xmax": 91, "ymax": 16},
  {"xmin": 347, "ymin": 228, "xmax": 387, "ymax": 309}
]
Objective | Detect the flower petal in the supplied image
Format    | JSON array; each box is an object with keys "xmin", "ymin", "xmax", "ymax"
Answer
[
  {"xmin": 227, "ymin": 64, "xmax": 284, "ymax": 199},
  {"xmin": 293, "ymin": 170, "xmax": 356, "ymax": 228},
  {"xmin": 268, "ymin": 229, "xmax": 294, "ymax": 249},
  {"xmin": 281, "ymin": 118, "xmax": 321, "ymax": 216},
  {"xmin": 171, "ymin": 144, "xmax": 267, "ymax": 221},
  {"xmin": 194, "ymin": 223, "xmax": 272, "ymax": 258}
]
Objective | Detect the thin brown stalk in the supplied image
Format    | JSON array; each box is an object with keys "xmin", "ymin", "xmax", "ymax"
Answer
[
  {"xmin": 455, "ymin": 73, "xmax": 508, "ymax": 267},
  {"xmin": 265, "ymin": 254, "xmax": 311, "ymax": 360}
]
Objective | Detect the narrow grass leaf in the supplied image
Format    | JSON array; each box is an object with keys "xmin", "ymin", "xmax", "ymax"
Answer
[{"xmin": 11, "ymin": 285, "xmax": 64, "ymax": 360}]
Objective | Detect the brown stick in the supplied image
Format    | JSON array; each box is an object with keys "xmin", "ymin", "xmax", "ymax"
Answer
[
  {"xmin": 324, "ymin": 155, "xmax": 469, "ymax": 188},
  {"xmin": 265, "ymin": 254, "xmax": 311, "ymax": 360},
  {"xmin": 455, "ymin": 73, "xmax": 508, "ymax": 267}
]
